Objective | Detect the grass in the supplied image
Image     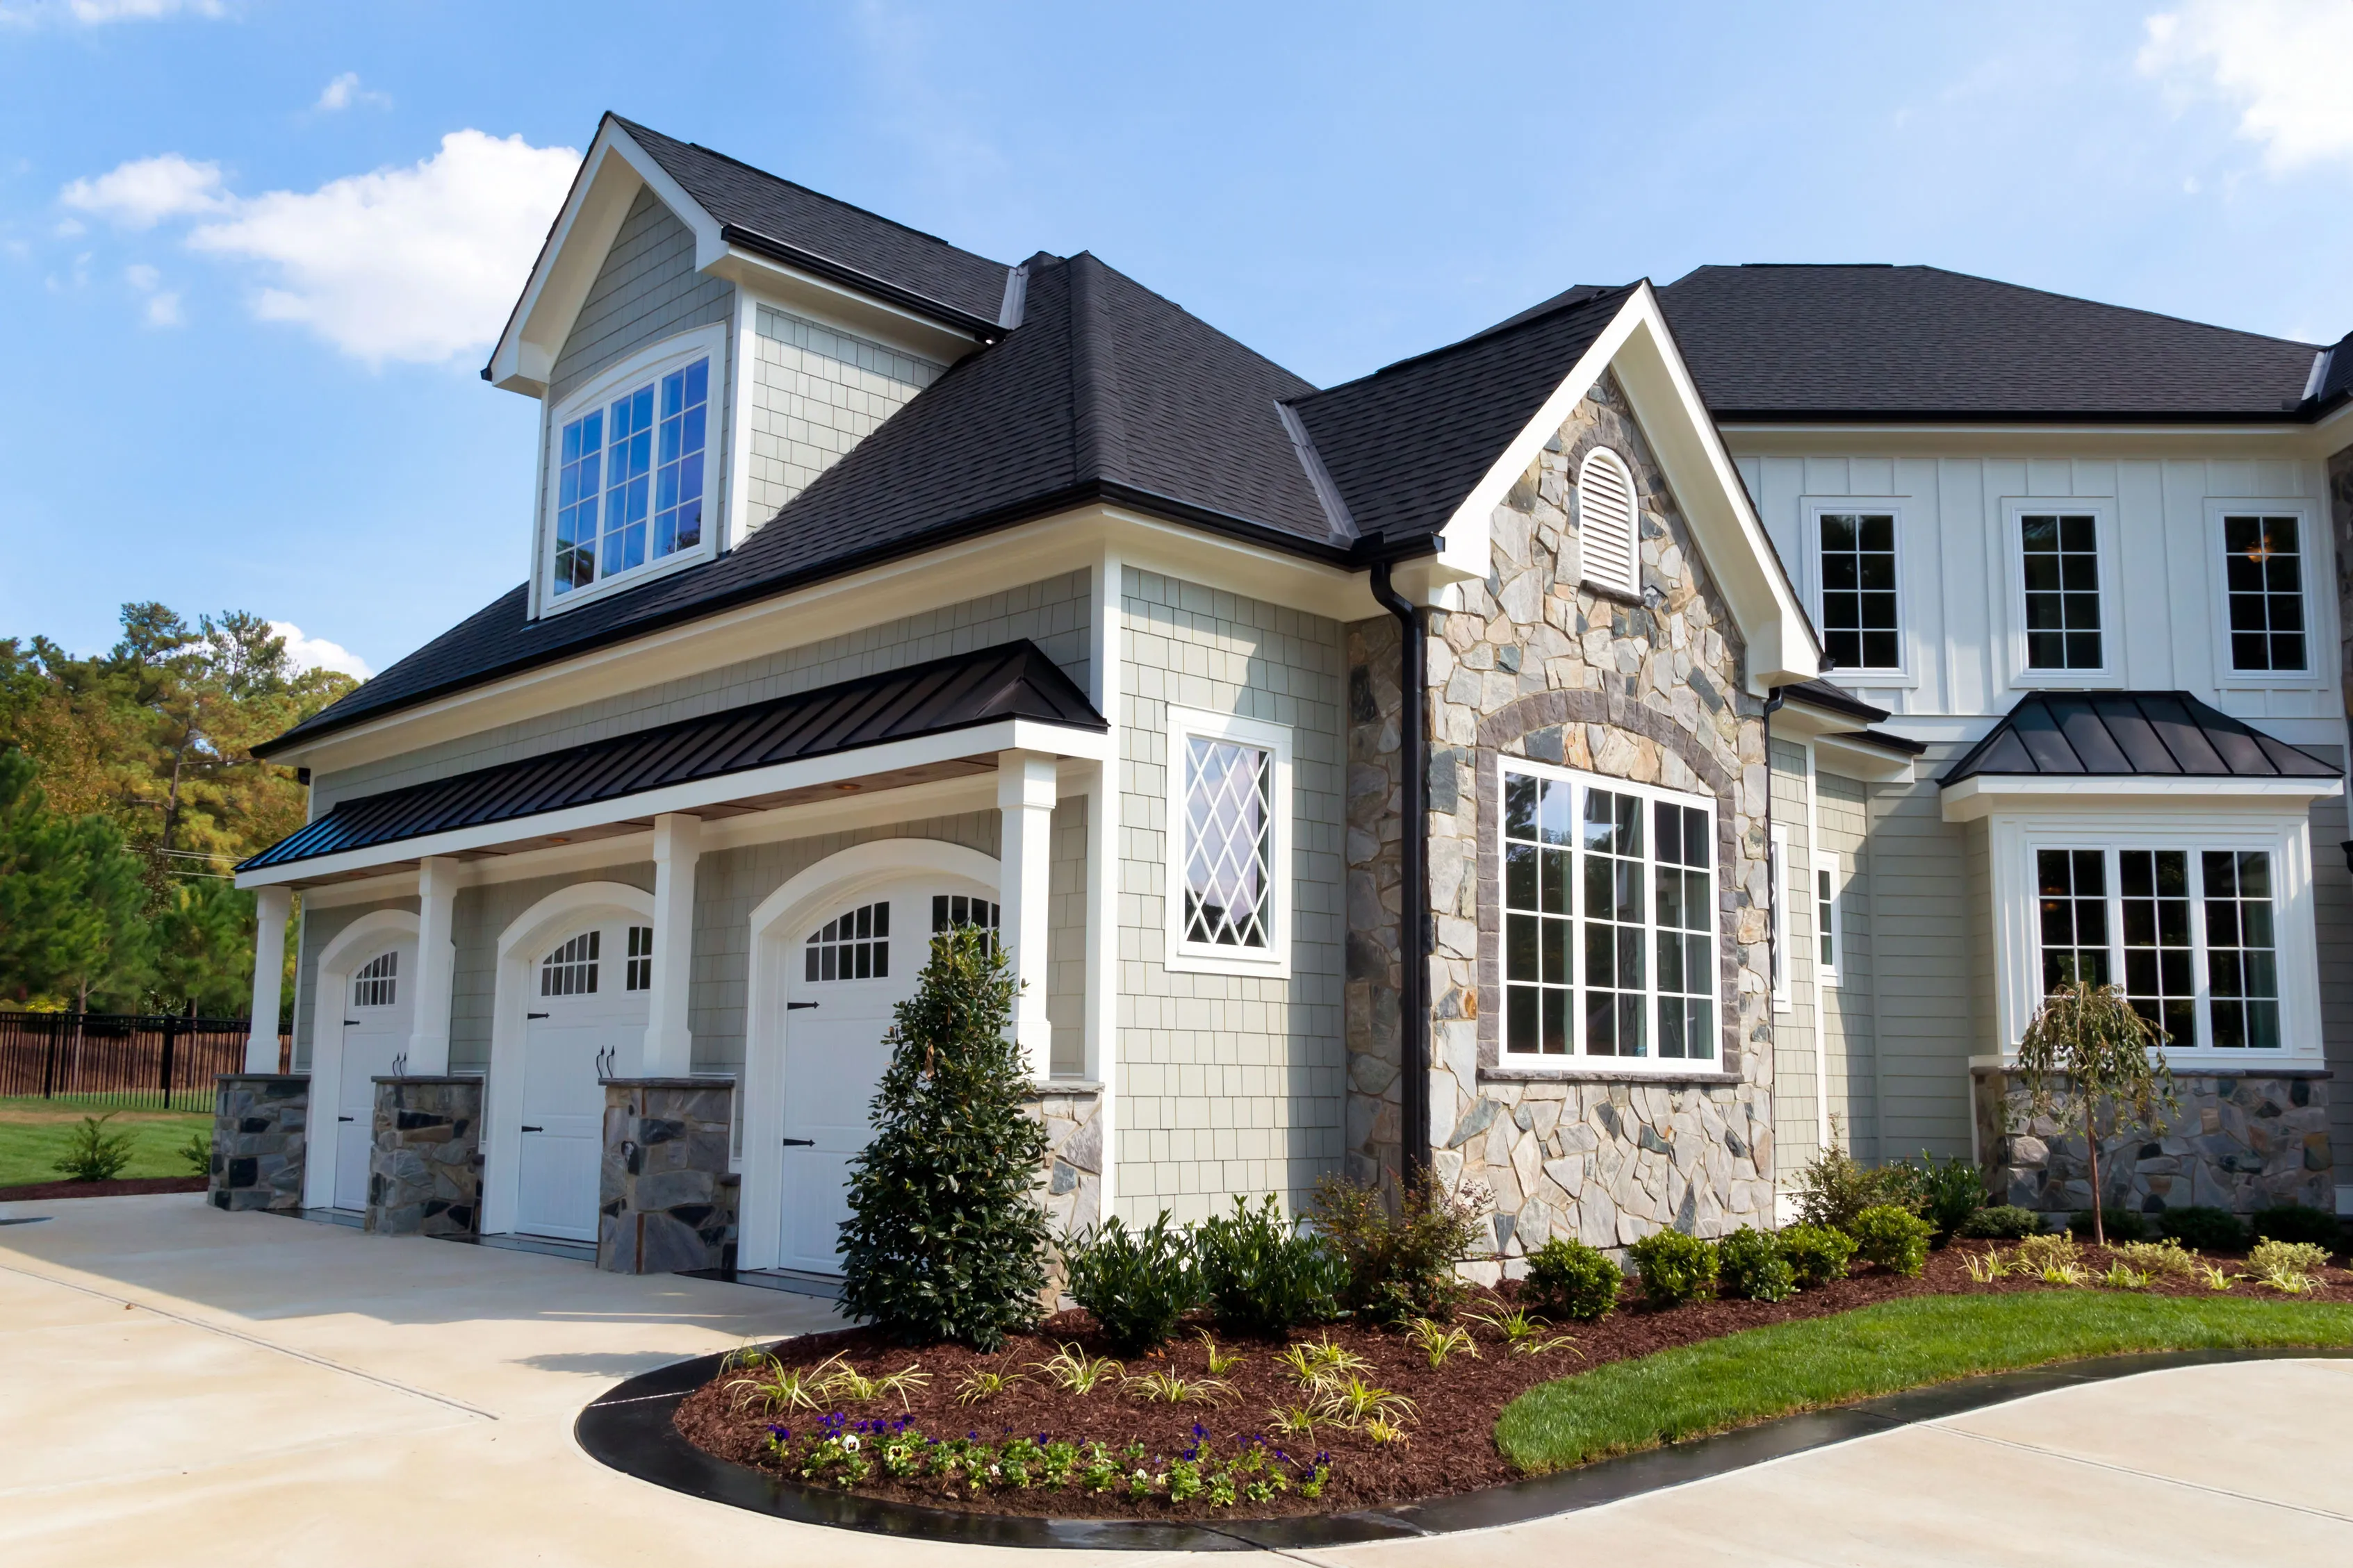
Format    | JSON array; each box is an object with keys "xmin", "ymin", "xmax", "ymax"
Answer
[
  {"xmin": 0, "ymin": 1098, "xmax": 213, "ymax": 1188},
  {"xmin": 1496, "ymin": 1291, "xmax": 2353, "ymax": 1474}
]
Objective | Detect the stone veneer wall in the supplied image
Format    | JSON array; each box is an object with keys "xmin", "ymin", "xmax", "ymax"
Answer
[
  {"xmin": 1975, "ymin": 1068, "xmax": 2333, "ymax": 1215},
  {"xmin": 208, "ymin": 1075, "xmax": 309, "ymax": 1213},
  {"xmin": 365, "ymin": 1076, "xmax": 483, "ymax": 1237},
  {"xmin": 1346, "ymin": 370, "xmax": 1778, "ymax": 1267},
  {"xmin": 1034, "ymin": 1084, "xmax": 1104, "ymax": 1302},
  {"xmin": 599, "ymin": 1078, "xmax": 737, "ymax": 1273}
]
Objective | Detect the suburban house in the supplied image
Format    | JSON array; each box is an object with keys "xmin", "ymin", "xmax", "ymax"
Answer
[{"xmin": 214, "ymin": 113, "xmax": 2353, "ymax": 1283}]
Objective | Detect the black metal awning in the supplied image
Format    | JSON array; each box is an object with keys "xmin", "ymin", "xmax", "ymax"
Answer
[
  {"xmin": 241, "ymin": 641, "xmax": 1104, "ymax": 873},
  {"xmin": 1940, "ymin": 691, "xmax": 2338, "ymax": 785}
]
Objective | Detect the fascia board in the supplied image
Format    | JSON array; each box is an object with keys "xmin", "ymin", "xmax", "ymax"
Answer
[
  {"xmin": 240, "ymin": 718, "xmax": 1106, "ymax": 889},
  {"xmin": 1764, "ymin": 698, "xmax": 1886, "ymax": 739},
  {"xmin": 1812, "ymin": 733, "xmax": 1917, "ymax": 784},
  {"xmin": 1940, "ymin": 773, "xmax": 2343, "ymax": 823},
  {"xmin": 1719, "ymin": 422, "xmax": 2322, "ymax": 459}
]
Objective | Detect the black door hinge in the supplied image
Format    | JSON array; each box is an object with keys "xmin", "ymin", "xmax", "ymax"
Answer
[
  {"xmin": 527, "ymin": 1012, "xmax": 549, "ymax": 1019},
  {"xmin": 787, "ymin": 1001, "xmax": 819, "ymax": 1011},
  {"xmin": 781, "ymin": 1137, "xmax": 814, "ymax": 1146}
]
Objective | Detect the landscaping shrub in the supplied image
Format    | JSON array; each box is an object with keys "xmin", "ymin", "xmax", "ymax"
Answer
[
  {"xmin": 1957, "ymin": 1205, "xmax": 2042, "ymax": 1241},
  {"xmin": 1791, "ymin": 1125, "xmax": 1915, "ymax": 1233},
  {"xmin": 1313, "ymin": 1170, "xmax": 1489, "ymax": 1324},
  {"xmin": 1628, "ymin": 1228, "xmax": 1718, "ymax": 1305},
  {"xmin": 1778, "ymin": 1223, "xmax": 1858, "ymax": 1287},
  {"xmin": 2068, "ymin": 1207, "xmax": 2149, "ymax": 1243},
  {"xmin": 177, "ymin": 1130, "xmax": 213, "ymax": 1178},
  {"xmin": 837, "ymin": 926, "xmax": 1051, "ymax": 1350},
  {"xmin": 51, "ymin": 1114, "xmax": 133, "ymax": 1183},
  {"xmin": 2158, "ymin": 1206, "xmax": 2251, "ymax": 1253},
  {"xmin": 1522, "ymin": 1237, "xmax": 1622, "ymax": 1323},
  {"xmin": 1849, "ymin": 1205, "xmax": 1933, "ymax": 1278},
  {"xmin": 1716, "ymin": 1226, "xmax": 1796, "ymax": 1303},
  {"xmin": 2250, "ymin": 1205, "xmax": 2344, "ymax": 1249},
  {"xmin": 1192, "ymin": 1194, "xmax": 1346, "ymax": 1335},
  {"xmin": 1892, "ymin": 1152, "xmax": 1987, "ymax": 1243},
  {"xmin": 1063, "ymin": 1212, "xmax": 1198, "ymax": 1353}
]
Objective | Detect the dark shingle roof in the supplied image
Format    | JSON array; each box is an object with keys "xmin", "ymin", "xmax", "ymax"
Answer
[
  {"xmin": 1658, "ymin": 265, "xmax": 2324, "ymax": 422},
  {"xmin": 2315, "ymin": 332, "xmax": 2353, "ymax": 416},
  {"xmin": 264, "ymin": 252, "xmax": 1336, "ymax": 754},
  {"xmin": 614, "ymin": 117, "xmax": 1015, "ymax": 329},
  {"xmin": 1940, "ymin": 692, "xmax": 2338, "ymax": 785},
  {"xmin": 1289, "ymin": 285, "xmax": 1635, "ymax": 547},
  {"xmin": 243, "ymin": 641, "xmax": 1102, "ymax": 870}
]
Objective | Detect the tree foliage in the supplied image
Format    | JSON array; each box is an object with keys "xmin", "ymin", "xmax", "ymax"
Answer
[
  {"xmin": 837, "ymin": 925, "xmax": 1051, "ymax": 1349},
  {"xmin": 2015, "ymin": 980, "xmax": 2175, "ymax": 1248}
]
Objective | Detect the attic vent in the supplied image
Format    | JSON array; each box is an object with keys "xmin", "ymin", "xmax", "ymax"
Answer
[{"xmin": 1576, "ymin": 447, "xmax": 1640, "ymax": 597}]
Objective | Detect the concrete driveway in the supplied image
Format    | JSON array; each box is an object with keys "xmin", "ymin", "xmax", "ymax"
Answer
[{"xmin": 4, "ymin": 1194, "xmax": 2351, "ymax": 1567}]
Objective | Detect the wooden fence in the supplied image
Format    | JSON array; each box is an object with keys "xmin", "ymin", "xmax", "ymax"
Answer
[{"xmin": 0, "ymin": 1012, "xmax": 293, "ymax": 1112}]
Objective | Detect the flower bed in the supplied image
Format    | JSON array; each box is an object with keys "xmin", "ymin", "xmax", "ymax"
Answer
[{"xmin": 671, "ymin": 1238, "xmax": 2352, "ymax": 1521}]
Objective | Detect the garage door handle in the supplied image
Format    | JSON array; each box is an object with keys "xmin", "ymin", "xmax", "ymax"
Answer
[
  {"xmin": 781, "ymin": 1138, "xmax": 814, "ymax": 1147},
  {"xmin": 343, "ymin": 1018, "xmax": 361, "ymax": 1026},
  {"xmin": 338, "ymin": 1115, "xmax": 355, "ymax": 1123},
  {"xmin": 521, "ymin": 1125, "xmax": 544, "ymax": 1133},
  {"xmin": 527, "ymin": 1012, "xmax": 549, "ymax": 1020},
  {"xmin": 787, "ymin": 1002, "xmax": 819, "ymax": 1011}
]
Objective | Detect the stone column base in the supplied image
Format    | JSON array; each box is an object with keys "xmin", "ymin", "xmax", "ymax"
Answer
[
  {"xmin": 366, "ymin": 1076, "xmax": 484, "ymax": 1237},
  {"xmin": 598, "ymin": 1078, "xmax": 736, "ymax": 1274},
  {"xmin": 208, "ymin": 1074, "xmax": 309, "ymax": 1213},
  {"xmin": 1974, "ymin": 1066, "xmax": 2332, "ymax": 1216}
]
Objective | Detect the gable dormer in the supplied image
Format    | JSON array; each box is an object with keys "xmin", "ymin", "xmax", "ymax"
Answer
[{"xmin": 486, "ymin": 114, "xmax": 1017, "ymax": 618}]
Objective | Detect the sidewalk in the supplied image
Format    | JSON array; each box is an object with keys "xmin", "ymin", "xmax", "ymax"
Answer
[{"xmin": 4, "ymin": 1194, "xmax": 2350, "ymax": 1566}]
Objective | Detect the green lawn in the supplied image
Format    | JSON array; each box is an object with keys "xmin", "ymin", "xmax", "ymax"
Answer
[
  {"xmin": 0, "ymin": 1098, "xmax": 213, "ymax": 1188},
  {"xmin": 1497, "ymin": 1292, "xmax": 2353, "ymax": 1474}
]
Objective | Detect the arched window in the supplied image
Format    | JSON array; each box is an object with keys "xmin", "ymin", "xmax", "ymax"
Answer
[
  {"xmin": 352, "ymin": 950, "xmax": 398, "ymax": 1009},
  {"xmin": 805, "ymin": 902, "xmax": 889, "ymax": 982},
  {"xmin": 1576, "ymin": 447, "xmax": 1640, "ymax": 597},
  {"xmin": 541, "ymin": 931, "xmax": 600, "ymax": 996}
]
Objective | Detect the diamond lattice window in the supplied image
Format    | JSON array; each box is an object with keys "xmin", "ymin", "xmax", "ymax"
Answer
[{"xmin": 1182, "ymin": 736, "xmax": 1274, "ymax": 950}]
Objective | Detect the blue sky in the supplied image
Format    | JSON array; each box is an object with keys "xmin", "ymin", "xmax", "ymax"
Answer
[{"xmin": 3, "ymin": 0, "xmax": 2348, "ymax": 677}]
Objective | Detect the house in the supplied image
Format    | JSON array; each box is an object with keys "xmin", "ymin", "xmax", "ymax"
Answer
[{"xmin": 213, "ymin": 113, "xmax": 2350, "ymax": 1281}]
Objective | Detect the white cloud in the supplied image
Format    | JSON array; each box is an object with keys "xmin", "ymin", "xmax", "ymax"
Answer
[
  {"xmin": 184, "ymin": 130, "xmax": 580, "ymax": 365},
  {"xmin": 314, "ymin": 71, "xmax": 391, "ymax": 113},
  {"xmin": 2141, "ymin": 1, "xmax": 2353, "ymax": 172},
  {"xmin": 269, "ymin": 622, "xmax": 372, "ymax": 679},
  {"xmin": 124, "ymin": 262, "xmax": 181, "ymax": 325},
  {"xmin": 124, "ymin": 261, "xmax": 157, "ymax": 290},
  {"xmin": 0, "ymin": 0, "xmax": 225, "ymax": 26},
  {"xmin": 60, "ymin": 154, "xmax": 229, "ymax": 228}
]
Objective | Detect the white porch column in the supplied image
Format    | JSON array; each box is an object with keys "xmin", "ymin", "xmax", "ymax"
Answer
[
  {"xmin": 997, "ymin": 750, "xmax": 1058, "ymax": 1080},
  {"xmin": 243, "ymin": 886, "xmax": 293, "ymax": 1073},
  {"xmin": 405, "ymin": 856, "xmax": 461, "ymax": 1075},
  {"xmin": 641, "ymin": 812, "xmax": 703, "ymax": 1076}
]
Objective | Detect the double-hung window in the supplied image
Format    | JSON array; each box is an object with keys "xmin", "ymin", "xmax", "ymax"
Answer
[
  {"xmin": 1165, "ymin": 707, "xmax": 1292, "ymax": 977},
  {"xmin": 2220, "ymin": 513, "xmax": 2308, "ymax": 675},
  {"xmin": 2019, "ymin": 513, "xmax": 2104, "ymax": 672},
  {"xmin": 546, "ymin": 331, "xmax": 719, "ymax": 606},
  {"xmin": 2033, "ymin": 844, "xmax": 2281, "ymax": 1050},
  {"xmin": 1500, "ymin": 761, "xmax": 1717, "ymax": 1068},
  {"xmin": 1817, "ymin": 511, "xmax": 1900, "ymax": 671}
]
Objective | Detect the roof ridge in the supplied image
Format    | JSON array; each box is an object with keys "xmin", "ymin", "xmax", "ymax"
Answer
[
  {"xmin": 1299, "ymin": 281, "xmax": 1639, "ymax": 404},
  {"xmin": 1067, "ymin": 254, "xmax": 1130, "ymax": 484}
]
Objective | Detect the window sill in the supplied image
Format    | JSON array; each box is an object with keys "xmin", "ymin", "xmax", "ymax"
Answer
[
  {"xmin": 539, "ymin": 543, "xmax": 714, "ymax": 619},
  {"xmin": 1163, "ymin": 950, "xmax": 1291, "ymax": 982},
  {"xmin": 1482, "ymin": 1062, "xmax": 1742, "ymax": 1086}
]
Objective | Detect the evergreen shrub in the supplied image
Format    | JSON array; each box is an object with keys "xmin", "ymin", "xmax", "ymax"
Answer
[
  {"xmin": 1628, "ymin": 1228, "xmax": 1717, "ymax": 1305},
  {"xmin": 1313, "ymin": 1171, "xmax": 1489, "ymax": 1323},
  {"xmin": 1956, "ymin": 1205, "xmax": 2042, "ymax": 1241},
  {"xmin": 2250, "ymin": 1206, "xmax": 2343, "ymax": 1249},
  {"xmin": 2158, "ymin": 1206, "xmax": 2250, "ymax": 1252},
  {"xmin": 1778, "ymin": 1222, "xmax": 1858, "ymax": 1287},
  {"xmin": 1521, "ymin": 1237, "xmax": 1622, "ymax": 1322},
  {"xmin": 1191, "ymin": 1195, "xmax": 1346, "ymax": 1335},
  {"xmin": 1716, "ymin": 1226, "xmax": 1797, "ymax": 1302},
  {"xmin": 52, "ymin": 1114, "xmax": 133, "ymax": 1183},
  {"xmin": 1851, "ymin": 1205, "xmax": 1933, "ymax": 1277},
  {"xmin": 2068, "ymin": 1207, "xmax": 2149, "ymax": 1243},
  {"xmin": 1063, "ymin": 1212, "xmax": 1198, "ymax": 1353}
]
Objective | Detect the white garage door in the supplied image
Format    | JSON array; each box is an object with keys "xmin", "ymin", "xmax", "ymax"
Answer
[
  {"xmin": 334, "ymin": 942, "xmax": 415, "ymax": 1211},
  {"xmin": 516, "ymin": 921, "xmax": 650, "ymax": 1242}
]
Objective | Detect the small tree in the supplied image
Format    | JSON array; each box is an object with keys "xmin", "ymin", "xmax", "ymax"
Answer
[
  {"xmin": 837, "ymin": 925, "xmax": 1051, "ymax": 1349},
  {"xmin": 2015, "ymin": 981, "xmax": 2174, "ymax": 1247}
]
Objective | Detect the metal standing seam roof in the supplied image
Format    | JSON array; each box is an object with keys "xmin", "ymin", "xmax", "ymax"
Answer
[
  {"xmin": 240, "ymin": 641, "xmax": 1104, "ymax": 873},
  {"xmin": 1939, "ymin": 691, "xmax": 2339, "ymax": 785}
]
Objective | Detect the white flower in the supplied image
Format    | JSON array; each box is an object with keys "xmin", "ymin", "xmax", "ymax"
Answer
[{"xmin": 840, "ymin": 1434, "xmax": 860, "ymax": 1452}]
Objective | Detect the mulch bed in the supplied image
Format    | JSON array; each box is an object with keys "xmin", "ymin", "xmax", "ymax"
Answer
[
  {"xmin": 0, "ymin": 1175, "xmax": 208, "ymax": 1203},
  {"xmin": 673, "ymin": 1241, "xmax": 2352, "ymax": 1521}
]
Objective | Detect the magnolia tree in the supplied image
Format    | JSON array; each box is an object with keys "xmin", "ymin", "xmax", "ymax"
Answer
[
  {"xmin": 837, "ymin": 925, "xmax": 1050, "ymax": 1349},
  {"xmin": 2015, "ymin": 981, "xmax": 2175, "ymax": 1246}
]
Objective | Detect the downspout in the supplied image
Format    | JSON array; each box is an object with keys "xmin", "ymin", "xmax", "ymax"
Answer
[{"xmin": 1369, "ymin": 561, "xmax": 1430, "ymax": 1188}]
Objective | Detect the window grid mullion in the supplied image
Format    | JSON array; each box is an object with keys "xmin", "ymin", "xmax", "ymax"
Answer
[{"xmin": 1571, "ymin": 777, "xmax": 1588, "ymax": 1060}]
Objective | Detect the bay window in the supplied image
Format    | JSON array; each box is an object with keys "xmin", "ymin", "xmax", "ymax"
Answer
[{"xmin": 1501, "ymin": 761, "xmax": 1718, "ymax": 1068}]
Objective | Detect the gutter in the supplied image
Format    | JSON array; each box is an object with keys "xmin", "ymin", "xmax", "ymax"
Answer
[
  {"xmin": 1368, "ymin": 559, "xmax": 1430, "ymax": 1189},
  {"xmin": 717, "ymin": 223, "xmax": 1007, "ymax": 343}
]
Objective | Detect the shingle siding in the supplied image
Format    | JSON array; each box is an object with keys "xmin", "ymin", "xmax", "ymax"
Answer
[
  {"xmin": 550, "ymin": 186, "xmax": 735, "ymax": 405},
  {"xmin": 1814, "ymin": 770, "xmax": 1877, "ymax": 1155},
  {"xmin": 746, "ymin": 304, "xmax": 943, "ymax": 527},
  {"xmin": 291, "ymin": 896, "xmax": 418, "ymax": 1069},
  {"xmin": 1769, "ymin": 740, "xmax": 1820, "ymax": 1181}
]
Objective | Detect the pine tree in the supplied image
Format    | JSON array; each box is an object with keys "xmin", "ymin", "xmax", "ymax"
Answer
[{"xmin": 837, "ymin": 925, "xmax": 1051, "ymax": 1349}]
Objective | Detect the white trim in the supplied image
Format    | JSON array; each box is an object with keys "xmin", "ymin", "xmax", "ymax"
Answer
[
  {"xmin": 1986, "ymin": 811, "xmax": 2325, "ymax": 1071},
  {"xmin": 1162, "ymin": 705, "xmax": 1293, "ymax": 980},
  {"xmin": 536, "ymin": 323, "xmax": 728, "ymax": 617},
  {"xmin": 1941, "ymin": 772, "xmax": 2340, "ymax": 823},
  {"xmin": 1798, "ymin": 496, "xmax": 1913, "ymax": 687},
  {"xmin": 1495, "ymin": 755, "xmax": 1723, "ymax": 1074},
  {"xmin": 2204, "ymin": 497, "xmax": 2325, "ymax": 691},
  {"xmin": 2000, "ymin": 495, "xmax": 2122, "ymax": 688},
  {"xmin": 735, "ymin": 838, "xmax": 1001, "ymax": 1273},
  {"xmin": 300, "ymin": 909, "xmax": 423, "ymax": 1212},
  {"xmin": 1813, "ymin": 848, "xmax": 1844, "ymax": 989},
  {"xmin": 480, "ymin": 880, "xmax": 657, "ymax": 1237},
  {"xmin": 1770, "ymin": 823, "xmax": 1791, "ymax": 1013},
  {"xmin": 1811, "ymin": 732, "xmax": 1918, "ymax": 785},
  {"xmin": 1803, "ymin": 746, "xmax": 1833, "ymax": 1156}
]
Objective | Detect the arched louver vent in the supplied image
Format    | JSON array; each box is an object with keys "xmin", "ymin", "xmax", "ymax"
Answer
[{"xmin": 1577, "ymin": 447, "xmax": 1640, "ymax": 597}]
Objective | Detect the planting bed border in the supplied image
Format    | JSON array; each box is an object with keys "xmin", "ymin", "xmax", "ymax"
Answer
[{"xmin": 575, "ymin": 1343, "xmax": 2353, "ymax": 1550}]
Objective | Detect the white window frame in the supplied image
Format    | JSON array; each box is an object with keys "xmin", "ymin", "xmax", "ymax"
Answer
[
  {"xmin": 1987, "ymin": 809, "xmax": 2323, "ymax": 1068},
  {"xmin": 534, "ymin": 322, "xmax": 728, "ymax": 618},
  {"xmin": 1497, "ymin": 756, "xmax": 1723, "ymax": 1075},
  {"xmin": 1163, "ymin": 705, "xmax": 1293, "ymax": 979},
  {"xmin": 1575, "ymin": 447, "xmax": 1642, "ymax": 598},
  {"xmin": 1769, "ymin": 823, "xmax": 1791, "ymax": 1012},
  {"xmin": 1814, "ymin": 849, "xmax": 1842, "ymax": 987},
  {"xmin": 2001, "ymin": 496, "xmax": 2122, "ymax": 689},
  {"xmin": 1799, "ymin": 497, "xmax": 1912, "ymax": 686},
  {"xmin": 2205, "ymin": 498, "xmax": 2322, "ymax": 691}
]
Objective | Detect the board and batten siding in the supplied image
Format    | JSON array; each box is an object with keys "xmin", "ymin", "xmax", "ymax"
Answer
[
  {"xmin": 1115, "ymin": 567, "xmax": 1346, "ymax": 1223},
  {"xmin": 1735, "ymin": 452, "xmax": 2343, "ymax": 726}
]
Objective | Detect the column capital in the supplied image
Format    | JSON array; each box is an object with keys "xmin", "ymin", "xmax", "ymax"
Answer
[{"xmin": 997, "ymin": 749, "xmax": 1060, "ymax": 811}]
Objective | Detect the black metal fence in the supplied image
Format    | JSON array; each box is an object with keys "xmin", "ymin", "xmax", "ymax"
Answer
[{"xmin": 0, "ymin": 1012, "xmax": 292, "ymax": 1111}]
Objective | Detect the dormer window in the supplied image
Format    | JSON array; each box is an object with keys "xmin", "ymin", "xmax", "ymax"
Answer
[{"xmin": 541, "ymin": 324, "xmax": 725, "ymax": 612}]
